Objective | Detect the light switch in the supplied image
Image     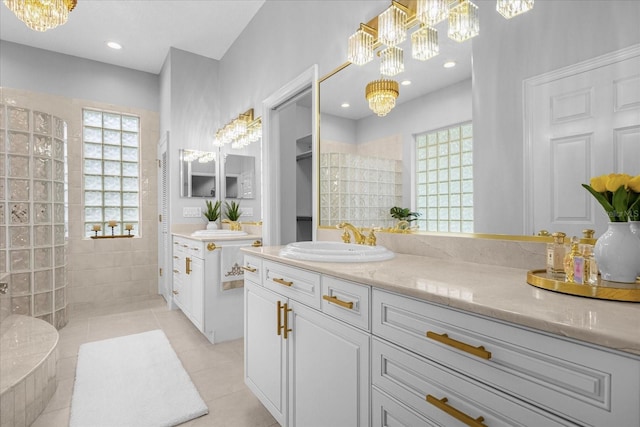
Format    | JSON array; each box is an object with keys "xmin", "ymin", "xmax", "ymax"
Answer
[{"xmin": 183, "ymin": 207, "xmax": 201, "ymax": 218}]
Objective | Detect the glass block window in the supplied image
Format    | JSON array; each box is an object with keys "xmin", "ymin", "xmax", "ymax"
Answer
[
  {"xmin": 82, "ymin": 109, "xmax": 140, "ymax": 237},
  {"xmin": 415, "ymin": 122, "xmax": 473, "ymax": 233}
]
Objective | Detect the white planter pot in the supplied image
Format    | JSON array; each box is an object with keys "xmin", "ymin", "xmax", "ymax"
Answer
[{"xmin": 206, "ymin": 221, "xmax": 218, "ymax": 230}]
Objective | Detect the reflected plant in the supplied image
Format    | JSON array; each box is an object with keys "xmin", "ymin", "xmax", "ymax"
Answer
[{"xmin": 203, "ymin": 200, "xmax": 221, "ymax": 222}]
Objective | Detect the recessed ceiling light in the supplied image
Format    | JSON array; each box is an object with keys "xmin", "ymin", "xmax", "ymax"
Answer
[
  {"xmin": 401, "ymin": 80, "xmax": 412, "ymax": 86},
  {"xmin": 443, "ymin": 61, "xmax": 456, "ymax": 68},
  {"xmin": 341, "ymin": 102, "xmax": 350, "ymax": 108},
  {"xmin": 107, "ymin": 41, "xmax": 122, "ymax": 50}
]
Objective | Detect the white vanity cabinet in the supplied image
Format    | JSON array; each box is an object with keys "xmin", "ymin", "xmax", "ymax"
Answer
[
  {"xmin": 172, "ymin": 235, "xmax": 256, "ymax": 343},
  {"xmin": 243, "ymin": 257, "xmax": 370, "ymax": 427},
  {"xmin": 372, "ymin": 289, "xmax": 640, "ymax": 427}
]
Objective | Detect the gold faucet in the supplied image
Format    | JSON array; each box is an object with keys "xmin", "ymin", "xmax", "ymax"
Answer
[{"xmin": 338, "ymin": 222, "xmax": 366, "ymax": 245}]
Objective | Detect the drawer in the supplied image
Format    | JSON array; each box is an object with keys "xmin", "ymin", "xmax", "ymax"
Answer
[
  {"xmin": 321, "ymin": 275, "xmax": 370, "ymax": 331},
  {"xmin": 372, "ymin": 338, "xmax": 576, "ymax": 427},
  {"xmin": 263, "ymin": 260, "xmax": 321, "ymax": 309},
  {"xmin": 372, "ymin": 289, "xmax": 640, "ymax": 427},
  {"xmin": 173, "ymin": 236, "xmax": 204, "ymax": 258},
  {"xmin": 242, "ymin": 254, "xmax": 262, "ymax": 284},
  {"xmin": 372, "ymin": 388, "xmax": 436, "ymax": 427}
]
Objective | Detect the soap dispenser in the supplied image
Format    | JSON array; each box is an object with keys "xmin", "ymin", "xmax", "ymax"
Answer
[{"xmin": 546, "ymin": 232, "xmax": 567, "ymax": 279}]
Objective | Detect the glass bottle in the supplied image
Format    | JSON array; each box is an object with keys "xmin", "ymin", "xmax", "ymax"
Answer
[
  {"xmin": 564, "ymin": 237, "xmax": 581, "ymax": 283},
  {"xmin": 546, "ymin": 232, "xmax": 567, "ymax": 279}
]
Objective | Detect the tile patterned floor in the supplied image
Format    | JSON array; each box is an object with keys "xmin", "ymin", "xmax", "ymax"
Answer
[{"xmin": 32, "ymin": 296, "xmax": 278, "ymax": 427}]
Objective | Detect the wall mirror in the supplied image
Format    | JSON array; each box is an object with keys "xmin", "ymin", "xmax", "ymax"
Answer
[
  {"xmin": 179, "ymin": 149, "xmax": 217, "ymax": 198},
  {"xmin": 223, "ymin": 154, "xmax": 255, "ymax": 199},
  {"xmin": 319, "ymin": 24, "xmax": 472, "ymax": 231},
  {"xmin": 319, "ymin": 2, "xmax": 637, "ymax": 238}
]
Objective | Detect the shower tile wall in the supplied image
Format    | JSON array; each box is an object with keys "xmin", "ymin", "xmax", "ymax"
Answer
[
  {"xmin": 319, "ymin": 152, "xmax": 402, "ymax": 229},
  {"xmin": 0, "ymin": 104, "xmax": 68, "ymax": 328}
]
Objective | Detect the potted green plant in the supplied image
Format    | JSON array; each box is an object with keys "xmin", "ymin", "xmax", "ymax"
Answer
[
  {"xmin": 224, "ymin": 201, "xmax": 243, "ymax": 230},
  {"xmin": 389, "ymin": 206, "xmax": 420, "ymax": 231},
  {"xmin": 203, "ymin": 200, "xmax": 221, "ymax": 230}
]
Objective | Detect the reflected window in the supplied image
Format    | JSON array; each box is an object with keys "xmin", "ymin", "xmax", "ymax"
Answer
[
  {"xmin": 82, "ymin": 109, "xmax": 140, "ymax": 237},
  {"xmin": 416, "ymin": 122, "xmax": 473, "ymax": 233}
]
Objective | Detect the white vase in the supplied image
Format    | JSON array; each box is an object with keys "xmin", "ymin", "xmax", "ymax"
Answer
[
  {"xmin": 594, "ymin": 222, "xmax": 640, "ymax": 283},
  {"xmin": 631, "ymin": 221, "xmax": 640, "ymax": 238},
  {"xmin": 206, "ymin": 221, "xmax": 218, "ymax": 230}
]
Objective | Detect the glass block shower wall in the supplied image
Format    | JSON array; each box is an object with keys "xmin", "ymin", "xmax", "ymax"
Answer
[
  {"xmin": 320, "ymin": 152, "xmax": 402, "ymax": 229},
  {"xmin": 0, "ymin": 104, "xmax": 69, "ymax": 329}
]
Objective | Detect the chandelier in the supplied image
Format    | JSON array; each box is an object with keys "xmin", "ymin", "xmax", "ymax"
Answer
[
  {"xmin": 347, "ymin": 0, "xmax": 534, "ymax": 115},
  {"xmin": 3, "ymin": 0, "xmax": 77, "ymax": 32},
  {"xmin": 214, "ymin": 109, "xmax": 262, "ymax": 149},
  {"xmin": 366, "ymin": 79, "xmax": 399, "ymax": 117}
]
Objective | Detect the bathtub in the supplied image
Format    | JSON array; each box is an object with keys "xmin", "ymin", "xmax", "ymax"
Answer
[{"xmin": 0, "ymin": 315, "xmax": 59, "ymax": 427}]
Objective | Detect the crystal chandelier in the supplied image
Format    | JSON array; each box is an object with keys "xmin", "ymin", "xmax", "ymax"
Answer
[
  {"xmin": 448, "ymin": 0, "xmax": 480, "ymax": 42},
  {"xmin": 214, "ymin": 109, "xmax": 262, "ymax": 148},
  {"xmin": 496, "ymin": 0, "xmax": 534, "ymax": 19},
  {"xmin": 3, "ymin": 0, "xmax": 77, "ymax": 32},
  {"xmin": 366, "ymin": 79, "xmax": 399, "ymax": 117},
  {"xmin": 348, "ymin": 24, "xmax": 375, "ymax": 66},
  {"xmin": 411, "ymin": 25, "xmax": 439, "ymax": 61},
  {"xmin": 416, "ymin": 0, "xmax": 449, "ymax": 26},
  {"xmin": 378, "ymin": 2, "xmax": 407, "ymax": 47},
  {"xmin": 380, "ymin": 46, "xmax": 404, "ymax": 77}
]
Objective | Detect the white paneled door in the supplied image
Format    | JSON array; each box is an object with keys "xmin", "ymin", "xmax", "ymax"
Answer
[{"xmin": 525, "ymin": 46, "xmax": 640, "ymax": 237}]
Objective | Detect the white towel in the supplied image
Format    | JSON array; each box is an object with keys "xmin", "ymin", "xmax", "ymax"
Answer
[{"xmin": 221, "ymin": 244, "xmax": 245, "ymax": 290}]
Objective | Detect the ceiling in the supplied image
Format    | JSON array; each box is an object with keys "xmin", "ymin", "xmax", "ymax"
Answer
[{"xmin": 0, "ymin": 0, "xmax": 266, "ymax": 74}]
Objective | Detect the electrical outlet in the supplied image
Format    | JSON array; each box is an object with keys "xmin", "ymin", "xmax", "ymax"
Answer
[{"xmin": 183, "ymin": 207, "xmax": 201, "ymax": 218}]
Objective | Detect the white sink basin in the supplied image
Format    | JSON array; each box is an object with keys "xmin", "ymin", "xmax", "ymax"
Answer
[
  {"xmin": 191, "ymin": 229, "xmax": 248, "ymax": 237},
  {"xmin": 279, "ymin": 241, "xmax": 394, "ymax": 263}
]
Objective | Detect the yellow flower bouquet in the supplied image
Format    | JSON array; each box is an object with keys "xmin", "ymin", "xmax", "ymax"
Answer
[{"xmin": 582, "ymin": 174, "xmax": 640, "ymax": 222}]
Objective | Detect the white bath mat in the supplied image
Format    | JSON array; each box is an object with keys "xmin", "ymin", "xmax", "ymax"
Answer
[{"xmin": 70, "ymin": 329, "xmax": 208, "ymax": 427}]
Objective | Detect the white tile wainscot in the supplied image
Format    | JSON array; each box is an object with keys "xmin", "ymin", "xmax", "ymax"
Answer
[{"xmin": 241, "ymin": 246, "xmax": 640, "ymax": 427}]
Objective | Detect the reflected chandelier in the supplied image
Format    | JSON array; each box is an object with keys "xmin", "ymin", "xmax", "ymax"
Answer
[
  {"xmin": 347, "ymin": 0, "xmax": 534, "ymax": 115},
  {"xmin": 214, "ymin": 108, "xmax": 262, "ymax": 149},
  {"xmin": 3, "ymin": 0, "xmax": 77, "ymax": 32}
]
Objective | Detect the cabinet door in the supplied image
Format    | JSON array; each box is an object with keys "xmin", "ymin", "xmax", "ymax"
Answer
[
  {"xmin": 288, "ymin": 301, "xmax": 370, "ymax": 427},
  {"xmin": 244, "ymin": 281, "xmax": 287, "ymax": 426},
  {"xmin": 172, "ymin": 250, "xmax": 186, "ymax": 310},
  {"xmin": 187, "ymin": 255, "xmax": 204, "ymax": 331}
]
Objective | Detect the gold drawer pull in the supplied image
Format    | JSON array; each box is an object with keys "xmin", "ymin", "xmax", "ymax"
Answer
[
  {"xmin": 252, "ymin": 240, "xmax": 262, "ymax": 247},
  {"xmin": 172, "ymin": 290, "xmax": 179, "ymax": 295},
  {"xmin": 207, "ymin": 243, "xmax": 219, "ymax": 251},
  {"xmin": 273, "ymin": 277, "xmax": 293, "ymax": 287},
  {"xmin": 242, "ymin": 266, "xmax": 257, "ymax": 273},
  {"xmin": 173, "ymin": 255, "xmax": 179, "ymax": 259},
  {"xmin": 173, "ymin": 269, "xmax": 179, "ymax": 273},
  {"xmin": 426, "ymin": 331, "xmax": 492, "ymax": 360},
  {"xmin": 426, "ymin": 395, "xmax": 488, "ymax": 427},
  {"xmin": 322, "ymin": 295, "xmax": 354, "ymax": 309}
]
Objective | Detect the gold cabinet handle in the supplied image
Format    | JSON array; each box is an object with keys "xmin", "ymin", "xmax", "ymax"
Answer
[
  {"xmin": 182, "ymin": 244, "xmax": 188, "ymax": 248},
  {"xmin": 207, "ymin": 243, "xmax": 219, "ymax": 251},
  {"xmin": 276, "ymin": 301, "xmax": 292, "ymax": 339},
  {"xmin": 273, "ymin": 277, "xmax": 293, "ymax": 287},
  {"xmin": 173, "ymin": 255, "xmax": 179, "ymax": 259},
  {"xmin": 426, "ymin": 395, "xmax": 488, "ymax": 427},
  {"xmin": 173, "ymin": 269, "xmax": 179, "ymax": 273},
  {"xmin": 252, "ymin": 240, "xmax": 262, "ymax": 247},
  {"xmin": 172, "ymin": 290, "xmax": 179, "ymax": 295},
  {"xmin": 282, "ymin": 302, "xmax": 292, "ymax": 339},
  {"xmin": 426, "ymin": 331, "xmax": 492, "ymax": 360},
  {"xmin": 322, "ymin": 294, "xmax": 354, "ymax": 309},
  {"xmin": 242, "ymin": 266, "xmax": 257, "ymax": 273},
  {"xmin": 186, "ymin": 257, "xmax": 192, "ymax": 275}
]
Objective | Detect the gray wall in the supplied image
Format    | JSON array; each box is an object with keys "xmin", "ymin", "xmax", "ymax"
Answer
[
  {"xmin": 472, "ymin": 0, "xmax": 640, "ymax": 234},
  {"xmin": 0, "ymin": 40, "xmax": 158, "ymax": 111}
]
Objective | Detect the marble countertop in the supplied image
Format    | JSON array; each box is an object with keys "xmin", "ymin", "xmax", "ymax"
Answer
[{"xmin": 243, "ymin": 246, "xmax": 640, "ymax": 357}]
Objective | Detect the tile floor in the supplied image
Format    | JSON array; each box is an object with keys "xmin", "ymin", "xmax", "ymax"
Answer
[{"xmin": 32, "ymin": 295, "xmax": 279, "ymax": 427}]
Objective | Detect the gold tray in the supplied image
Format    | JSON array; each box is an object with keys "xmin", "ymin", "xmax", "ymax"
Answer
[{"xmin": 526, "ymin": 270, "xmax": 640, "ymax": 302}]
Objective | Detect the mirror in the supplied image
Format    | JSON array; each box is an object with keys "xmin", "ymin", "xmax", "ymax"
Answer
[
  {"xmin": 319, "ymin": 1, "xmax": 636, "ymax": 237},
  {"xmin": 223, "ymin": 154, "xmax": 255, "ymax": 199},
  {"xmin": 319, "ymin": 23, "xmax": 472, "ymax": 231},
  {"xmin": 179, "ymin": 149, "xmax": 217, "ymax": 198}
]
